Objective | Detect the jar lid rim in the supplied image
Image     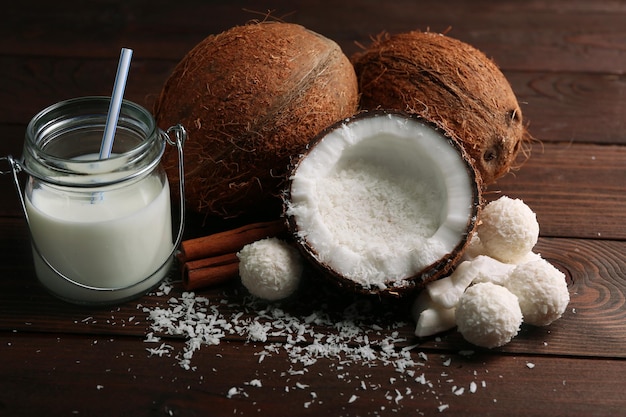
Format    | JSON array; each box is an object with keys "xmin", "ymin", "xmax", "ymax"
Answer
[{"xmin": 22, "ymin": 96, "xmax": 165, "ymax": 187}]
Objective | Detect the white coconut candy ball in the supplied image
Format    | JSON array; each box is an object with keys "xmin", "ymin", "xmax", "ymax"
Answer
[
  {"xmin": 455, "ymin": 282, "xmax": 522, "ymax": 348},
  {"xmin": 477, "ymin": 196, "xmax": 539, "ymax": 263},
  {"xmin": 237, "ymin": 237, "xmax": 304, "ymax": 301},
  {"xmin": 504, "ymin": 258, "xmax": 570, "ymax": 326}
]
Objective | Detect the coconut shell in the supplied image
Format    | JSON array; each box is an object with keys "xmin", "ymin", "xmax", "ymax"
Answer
[
  {"xmin": 351, "ymin": 31, "xmax": 530, "ymax": 185},
  {"xmin": 155, "ymin": 22, "xmax": 359, "ymax": 218},
  {"xmin": 284, "ymin": 111, "xmax": 482, "ymax": 298}
]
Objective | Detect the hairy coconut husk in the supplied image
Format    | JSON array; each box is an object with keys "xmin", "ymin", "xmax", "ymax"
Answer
[
  {"xmin": 155, "ymin": 21, "xmax": 359, "ymax": 218},
  {"xmin": 352, "ymin": 31, "xmax": 530, "ymax": 185}
]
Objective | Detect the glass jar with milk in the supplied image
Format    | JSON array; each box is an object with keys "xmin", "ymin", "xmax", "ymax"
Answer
[{"xmin": 2, "ymin": 96, "xmax": 185, "ymax": 305}]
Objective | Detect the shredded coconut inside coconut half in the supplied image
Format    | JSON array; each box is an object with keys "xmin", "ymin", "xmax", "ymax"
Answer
[{"xmin": 287, "ymin": 113, "xmax": 476, "ymax": 289}]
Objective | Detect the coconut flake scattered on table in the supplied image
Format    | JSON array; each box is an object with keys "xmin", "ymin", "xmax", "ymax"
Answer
[
  {"xmin": 140, "ymin": 279, "xmax": 489, "ymax": 412},
  {"xmin": 138, "ymin": 197, "xmax": 558, "ymax": 408}
]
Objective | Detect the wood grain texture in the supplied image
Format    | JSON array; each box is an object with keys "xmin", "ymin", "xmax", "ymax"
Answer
[
  {"xmin": 2, "ymin": 214, "xmax": 625, "ymax": 359},
  {"xmin": 510, "ymin": 72, "xmax": 626, "ymax": 144},
  {"xmin": 487, "ymin": 143, "xmax": 626, "ymax": 239},
  {"xmin": 1, "ymin": 333, "xmax": 625, "ymax": 417},
  {"xmin": 3, "ymin": 0, "xmax": 626, "ymax": 74},
  {"xmin": 2, "ymin": 1, "xmax": 626, "ymax": 416}
]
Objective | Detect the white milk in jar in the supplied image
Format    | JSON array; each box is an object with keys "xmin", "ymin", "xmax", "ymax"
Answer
[
  {"xmin": 19, "ymin": 97, "xmax": 185, "ymax": 305},
  {"xmin": 26, "ymin": 173, "xmax": 173, "ymax": 302}
]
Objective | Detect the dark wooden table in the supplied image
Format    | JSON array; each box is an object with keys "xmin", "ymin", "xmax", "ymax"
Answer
[{"xmin": 2, "ymin": 1, "xmax": 625, "ymax": 416}]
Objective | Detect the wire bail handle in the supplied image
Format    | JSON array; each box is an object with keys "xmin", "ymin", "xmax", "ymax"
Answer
[{"xmin": 164, "ymin": 123, "xmax": 187, "ymax": 260}]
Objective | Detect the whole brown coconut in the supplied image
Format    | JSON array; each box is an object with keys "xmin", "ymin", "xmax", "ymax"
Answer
[
  {"xmin": 155, "ymin": 22, "xmax": 359, "ymax": 218},
  {"xmin": 352, "ymin": 31, "xmax": 530, "ymax": 185}
]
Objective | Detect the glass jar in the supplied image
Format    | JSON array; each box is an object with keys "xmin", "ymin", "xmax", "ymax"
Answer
[{"xmin": 5, "ymin": 96, "xmax": 185, "ymax": 305}]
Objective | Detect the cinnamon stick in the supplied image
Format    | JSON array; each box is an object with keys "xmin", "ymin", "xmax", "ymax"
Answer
[
  {"xmin": 178, "ymin": 219, "xmax": 287, "ymax": 263},
  {"xmin": 179, "ymin": 219, "xmax": 289, "ymax": 291},
  {"xmin": 182, "ymin": 252, "xmax": 240, "ymax": 290}
]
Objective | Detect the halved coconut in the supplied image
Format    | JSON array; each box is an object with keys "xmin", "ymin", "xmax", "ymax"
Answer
[{"xmin": 284, "ymin": 111, "xmax": 481, "ymax": 296}]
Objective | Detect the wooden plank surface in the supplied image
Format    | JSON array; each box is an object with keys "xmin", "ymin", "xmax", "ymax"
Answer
[
  {"xmin": 2, "ymin": 333, "xmax": 625, "ymax": 417},
  {"xmin": 3, "ymin": 0, "xmax": 626, "ymax": 75},
  {"xmin": 1, "ymin": 1, "xmax": 626, "ymax": 416},
  {"xmin": 2, "ymin": 221, "xmax": 625, "ymax": 359},
  {"xmin": 489, "ymin": 143, "xmax": 626, "ymax": 239}
]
